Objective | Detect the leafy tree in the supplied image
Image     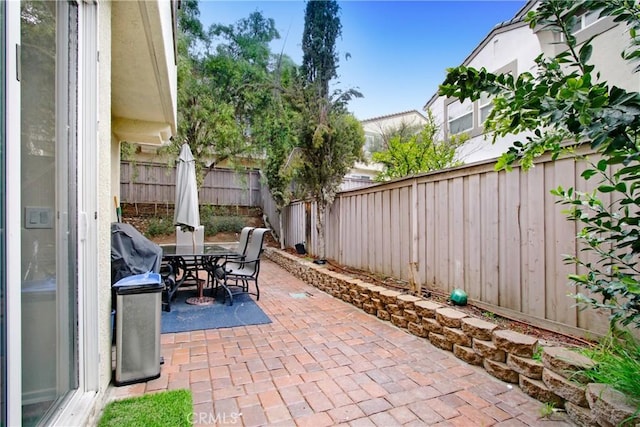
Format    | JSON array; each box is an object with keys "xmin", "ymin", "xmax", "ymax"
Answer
[
  {"xmin": 205, "ymin": 11, "xmax": 280, "ymax": 140},
  {"xmin": 171, "ymin": 2, "xmax": 240, "ymax": 184},
  {"xmin": 368, "ymin": 120, "xmax": 425, "ymax": 156},
  {"xmin": 172, "ymin": 4, "xmax": 284, "ymax": 184},
  {"xmin": 177, "ymin": 0, "xmax": 206, "ymax": 51},
  {"xmin": 439, "ymin": 0, "xmax": 640, "ymax": 328},
  {"xmin": 301, "ymin": 0, "xmax": 341, "ymax": 100},
  {"xmin": 372, "ymin": 110, "xmax": 468, "ymax": 181},
  {"xmin": 253, "ymin": 57, "xmax": 302, "ymax": 248},
  {"xmin": 174, "ymin": 2, "xmax": 306, "ymax": 250},
  {"xmin": 297, "ymin": 0, "xmax": 364, "ymax": 260}
]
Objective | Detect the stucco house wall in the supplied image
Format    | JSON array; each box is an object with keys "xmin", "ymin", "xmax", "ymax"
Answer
[
  {"xmin": 426, "ymin": 7, "xmax": 541, "ymax": 164},
  {"xmin": 426, "ymin": 1, "xmax": 638, "ymax": 165}
]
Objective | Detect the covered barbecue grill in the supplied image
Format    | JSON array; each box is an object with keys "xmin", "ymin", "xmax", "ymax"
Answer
[{"xmin": 111, "ymin": 222, "xmax": 162, "ymax": 284}]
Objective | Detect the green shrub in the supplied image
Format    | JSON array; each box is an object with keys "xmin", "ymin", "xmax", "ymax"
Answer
[
  {"xmin": 200, "ymin": 204, "xmax": 244, "ymax": 219},
  {"xmin": 145, "ymin": 216, "xmax": 174, "ymax": 237},
  {"xmin": 202, "ymin": 215, "xmax": 246, "ymax": 236}
]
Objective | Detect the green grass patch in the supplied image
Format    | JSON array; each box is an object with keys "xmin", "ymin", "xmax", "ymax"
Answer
[
  {"xmin": 98, "ymin": 389, "xmax": 193, "ymax": 427},
  {"xmin": 579, "ymin": 330, "xmax": 640, "ymax": 406}
]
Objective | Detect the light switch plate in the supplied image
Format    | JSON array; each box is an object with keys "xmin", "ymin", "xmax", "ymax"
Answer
[{"xmin": 25, "ymin": 207, "xmax": 54, "ymax": 229}]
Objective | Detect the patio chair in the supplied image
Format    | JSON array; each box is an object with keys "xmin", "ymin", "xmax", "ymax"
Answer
[
  {"xmin": 230, "ymin": 226, "xmax": 255, "ymax": 262},
  {"xmin": 202, "ymin": 226, "xmax": 254, "ymax": 283},
  {"xmin": 212, "ymin": 227, "xmax": 269, "ymax": 305}
]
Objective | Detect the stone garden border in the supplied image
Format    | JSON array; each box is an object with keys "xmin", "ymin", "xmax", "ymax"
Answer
[{"xmin": 265, "ymin": 248, "xmax": 639, "ymax": 426}]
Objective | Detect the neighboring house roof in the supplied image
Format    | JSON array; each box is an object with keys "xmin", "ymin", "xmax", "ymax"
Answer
[{"xmin": 360, "ymin": 109, "xmax": 428, "ymax": 124}]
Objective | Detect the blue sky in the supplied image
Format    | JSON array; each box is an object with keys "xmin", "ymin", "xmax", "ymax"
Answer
[{"xmin": 199, "ymin": 1, "xmax": 527, "ymax": 120}]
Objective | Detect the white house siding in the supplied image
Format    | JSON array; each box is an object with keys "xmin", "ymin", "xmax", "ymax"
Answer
[
  {"xmin": 427, "ymin": 2, "xmax": 637, "ymax": 165},
  {"xmin": 577, "ymin": 21, "xmax": 638, "ymax": 92},
  {"xmin": 428, "ymin": 22, "xmax": 542, "ymax": 164}
]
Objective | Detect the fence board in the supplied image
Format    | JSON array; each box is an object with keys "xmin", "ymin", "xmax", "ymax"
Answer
[
  {"xmin": 481, "ymin": 172, "xmax": 500, "ymax": 305},
  {"xmin": 502, "ymin": 169, "xmax": 522, "ymax": 310},
  {"xmin": 399, "ymin": 187, "xmax": 410, "ymax": 280},
  {"xmin": 329, "ymin": 199, "xmax": 340, "ymax": 259},
  {"xmin": 390, "ymin": 190, "xmax": 400, "ymax": 278},
  {"xmin": 546, "ymin": 159, "xmax": 577, "ymax": 326},
  {"xmin": 526, "ymin": 166, "xmax": 546, "ymax": 319},
  {"xmin": 367, "ymin": 193, "xmax": 375, "ymax": 272},
  {"xmin": 435, "ymin": 181, "xmax": 449, "ymax": 290},
  {"xmin": 425, "ymin": 182, "xmax": 436, "ymax": 287},
  {"xmin": 350, "ymin": 196, "xmax": 358, "ymax": 267},
  {"xmin": 374, "ymin": 192, "xmax": 383, "ymax": 273},
  {"xmin": 382, "ymin": 190, "xmax": 391, "ymax": 275},
  {"xmin": 451, "ymin": 177, "xmax": 464, "ymax": 290},
  {"xmin": 361, "ymin": 194, "xmax": 370, "ymax": 270},
  {"xmin": 466, "ymin": 174, "xmax": 481, "ymax": 300},
  {"xmin": 575, "ymin": 159, "xmax": 610, "ymax": 335}
]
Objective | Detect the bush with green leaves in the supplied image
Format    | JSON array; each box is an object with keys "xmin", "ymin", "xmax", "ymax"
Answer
[
  {"xmin": 201, "ymin": 215, "xmax": 246, "ymax": 237},
  {"xmin": 145, "ymin": 216, "xmax": 175, "ymax": 238},
  {"xmin": 199, "ymin": 205, "xmax": 247, "ymax": 236},
  {"xmin": 372, "ymin": 110, "xmax": 468, "ymax": 181},
  {"xmin": 439, "ymin": 0, "xmax": 640, "ymax": 329}
]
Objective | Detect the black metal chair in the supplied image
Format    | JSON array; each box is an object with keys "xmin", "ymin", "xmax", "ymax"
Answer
[
  {"xmin": 209, "ymin": 228, "xmax": 268, "ymax": 305},
  {"xmin": 159, "ymin": 261, "xmax": 177, "ymax": 312}
]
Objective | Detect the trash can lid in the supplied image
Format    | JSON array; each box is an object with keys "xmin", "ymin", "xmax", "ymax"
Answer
[{"xmin": 113, "ymin": 272, "xmax": 163, "ymax": 294}]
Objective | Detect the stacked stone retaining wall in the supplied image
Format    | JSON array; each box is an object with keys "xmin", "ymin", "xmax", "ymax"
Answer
[{"xmin": 265, "ymin": 248, "xmax": 639, "ymax": 426}]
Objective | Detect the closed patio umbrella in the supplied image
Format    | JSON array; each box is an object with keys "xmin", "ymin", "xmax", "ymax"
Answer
[{"xmin": 174, "ymin": 143, "xmax": 200, "ymax": 242}]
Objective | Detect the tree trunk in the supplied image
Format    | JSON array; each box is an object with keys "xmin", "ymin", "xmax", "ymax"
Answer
[
  {"xmin": 316, "ymin": 200, "xmax": 327, "ymax": 260},
  {"xmin": 278, "ymin": 212, "xmax": 285, "ymax": 250}
]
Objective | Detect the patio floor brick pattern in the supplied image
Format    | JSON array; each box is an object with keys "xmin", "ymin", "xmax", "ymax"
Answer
[{"xmin": 109, "ymin": 260, "xmax": 573, "ymax": 426}]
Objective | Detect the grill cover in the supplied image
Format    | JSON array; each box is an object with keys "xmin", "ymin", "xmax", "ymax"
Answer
[{"xmin": 111, "ymin": 222, "xmax": 162, "ymax": 284}]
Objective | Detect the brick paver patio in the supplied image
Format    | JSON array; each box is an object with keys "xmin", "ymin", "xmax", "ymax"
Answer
[{"xmin": 110, "ymin": 259, "xmax": 573, "ymax": 426}]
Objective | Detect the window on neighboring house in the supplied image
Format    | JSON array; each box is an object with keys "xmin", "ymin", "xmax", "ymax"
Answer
[
  {"xmin": 479, "ymin": 92, "xmax": 494, "ymax": 124},
  {"xmin": 447, "ymin": 99, "xmax": 473, "ymax": 135},
  {"xmin": 365, "ymin": 132, "xmax": 384, "ymax": 155},
  {"xmin": 570, "ymin": 9, "xmax": 602, "ymax": 34}
]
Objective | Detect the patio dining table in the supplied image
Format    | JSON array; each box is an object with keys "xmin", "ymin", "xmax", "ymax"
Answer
[{"xmin": 160, "ymin": 243, "xmax": 239, "ymax": 308}]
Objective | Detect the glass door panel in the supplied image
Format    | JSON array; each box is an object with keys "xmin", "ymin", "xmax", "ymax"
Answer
[
  {"xmin": 1, "ymin": 2, "xmax": 6, "ymax": 425},
  {"xmin": 20, "ymin": 1, "xmax": 77, "ymax": 425}
]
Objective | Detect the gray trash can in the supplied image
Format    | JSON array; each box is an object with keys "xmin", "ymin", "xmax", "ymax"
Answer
[{"xmin": 113, "ymin": 272, "xmax": 163, "ymax": 386}]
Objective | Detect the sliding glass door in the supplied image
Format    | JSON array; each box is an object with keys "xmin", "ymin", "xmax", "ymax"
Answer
[
  {"xmin": 0, "ymin": 2, "xmax": 6, "ymax": 425},
  {"xmin": 20, "ymin": 1, "xmax": 78, "ymax": 425}
]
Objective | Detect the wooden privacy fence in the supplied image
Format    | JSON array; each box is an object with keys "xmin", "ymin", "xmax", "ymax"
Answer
[
  {"xmin": 273, "ymin": 149, "xmax": 610, "ymax": 337},
  {"xmin": 120, "ymin": 161, "xmax": 261, "ymax": 207}
]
